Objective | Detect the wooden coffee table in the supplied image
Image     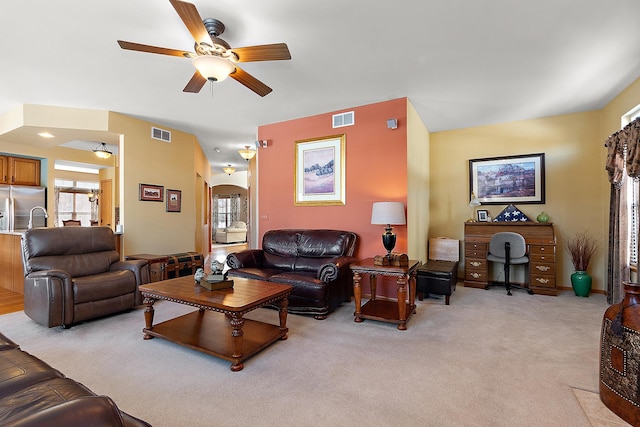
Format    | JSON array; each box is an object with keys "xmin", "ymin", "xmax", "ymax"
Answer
[{"xmin": 139, "ymin": 276, "xmax": 291, "ymax": 371}]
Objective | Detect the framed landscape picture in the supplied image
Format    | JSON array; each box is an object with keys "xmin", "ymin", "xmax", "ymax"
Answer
[
  {"xmin": 294, "ymin": 134, "xmax": 346, "ymax": 206},
  {"xmin": 139, "ymin": 183, "xmax": 164, "ymax": 202},
  {"xmin": 469, "ymin": 153, "xmax": 545, "ymax": 204}
]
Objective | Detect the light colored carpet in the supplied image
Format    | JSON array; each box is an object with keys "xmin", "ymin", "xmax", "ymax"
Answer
[{"xmin": 0, "ymin": 286, "xmax": 629, "ymax": 426}]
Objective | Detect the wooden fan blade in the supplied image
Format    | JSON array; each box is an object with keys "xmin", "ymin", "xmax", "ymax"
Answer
[
  {"xmin": 117, "ymin": 40, "xmax": 193, "ymax": 58},
  {"xmin": 184, "ymin": 71, "xmax": 207, "ymax": 93},
  {"xmin": 229, "ymin": 66, "xmax": 273, "ymax": 97},
  {"xmin": 169, "ymin": 0, "xmax": 210, "ymax": 45},
  {"xmin": 231, "ymin": 43, "xmax": 291, "ymax": 62}
]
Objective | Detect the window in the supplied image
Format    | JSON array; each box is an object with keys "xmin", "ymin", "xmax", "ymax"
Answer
[
  {"xmin": 217, "ymin": 197, "xmax": 231, "ymax": 229},
  {"xmin": 55, "ymin": 179, "xmax": 99, "ymax": 227}
]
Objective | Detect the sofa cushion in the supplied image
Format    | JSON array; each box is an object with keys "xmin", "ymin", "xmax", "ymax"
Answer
[
  {"xmin": 297, "ymin": 230, "xmax": 352, "ymax": 257},
  {"xmin": 269, "ymin": 272, "xmax": 325, "ymax": 300},
  {"xmin": 0, "ymin": 349, "xmax": 63, "ymax": 396},
  {"xmin": 29, "ymin": 252, "xmax": 120, "ymax": 278},
  {"xmin": 263, "ymin": 232, "xmax": 299, "ymax": 257},
  {"xmin": 263, "ymin": 253, "xmax": 296, "ymax": 270},
  {"xmin": 72, "ymin": 271, "xmax": 136, "ymax": 304},
  {"xmin": 3, "ymin": 396, "xmax": 126, "ymax": 427},
  {"xmin": 294, "ymin": 257, "xmax": 334, "ymax": 273},
  {"xmin": 0, "ymin": 377, "xmax": 96, "ymax": 425}
]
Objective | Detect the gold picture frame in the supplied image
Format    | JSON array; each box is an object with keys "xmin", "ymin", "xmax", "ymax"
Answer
[{"xmin": 294, "ymin": 134, "xmax": 346, "ymax": 206}]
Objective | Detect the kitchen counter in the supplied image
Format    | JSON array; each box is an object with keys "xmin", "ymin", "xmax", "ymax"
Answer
[{"xmin": 0, "ymin": 230, "xmax": 27, "ymax": 236}]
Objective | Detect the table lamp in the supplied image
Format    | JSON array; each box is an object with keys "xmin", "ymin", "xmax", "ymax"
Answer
[
  {"xmin": 468, "ymin": 192, "xmax": 481, "ymax": 222},
  {"xmin": 371, "ymin": 201, "xmax": 406, "ymax": 257}
]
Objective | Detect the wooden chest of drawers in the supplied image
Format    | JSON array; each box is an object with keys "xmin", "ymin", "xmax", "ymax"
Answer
[{"xmin": 464, "ymin": 222, "xmax": 557, "ymax": 296}]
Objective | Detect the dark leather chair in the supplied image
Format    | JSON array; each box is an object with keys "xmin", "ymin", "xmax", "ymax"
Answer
[
  {"xmin": 21, "ymin": 227, "xmax": 150, "ymax": 328},
  {"xmin": 62, "ymin": 219, "xmax": 81, "ymax": 226},
  {"xmin": 485, "ymin": 231, "xmax": 533, "ymax": 295}
]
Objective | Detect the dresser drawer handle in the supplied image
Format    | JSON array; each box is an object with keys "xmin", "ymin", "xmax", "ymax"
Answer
[
  {"xmin": 535, "ymin": 277, "xmax": 550, "ymax": 284},
  {"xmin": 470, "ymin": 272, "xmax": 481, "ymax": 279},
  {"xmin": 536, "ymin": 266, "xmax": 551, "ymax": 272},
  {"xmin": 470, "ymin": 261, "xmax": 482, "ymax": 267},
  {"xmin": 540, "ymin": 247, "xmax": 545, "ymax": 251}
]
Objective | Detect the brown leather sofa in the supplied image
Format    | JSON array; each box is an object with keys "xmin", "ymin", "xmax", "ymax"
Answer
[
  {"xmin": 226, "ymin": 229, "xmax": 357, "ymax": 319},
  {"xmin": 0, "ymin": 331, "xmax": 150, "ymax": 426},
  {"xmin": 21, "ymin": 227, "xmax": 150, "ymax": 328}
]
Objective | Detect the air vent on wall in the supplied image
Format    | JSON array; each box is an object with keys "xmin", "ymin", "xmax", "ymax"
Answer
[
  {"xmin": 332, "ymin": 111, "xmax": 354, "ymax": 128},
  {"xmin": 151, "ymin": 126, "xmax": 171, "ymax": 143}
]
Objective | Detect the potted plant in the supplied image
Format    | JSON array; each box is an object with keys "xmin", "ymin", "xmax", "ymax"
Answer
[{"xmin": 565, "ymin": 231, "xmax": 599, "ymax": 297}]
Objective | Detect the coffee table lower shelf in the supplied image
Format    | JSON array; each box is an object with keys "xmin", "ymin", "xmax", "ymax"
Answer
[{"xmin": 143, "ymin": 310, "xmax": 287, "ymax": 370}]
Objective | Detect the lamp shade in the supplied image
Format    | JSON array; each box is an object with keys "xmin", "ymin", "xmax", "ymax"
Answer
[
  {"xmin": 92, "ymin": 142, "xmax": 112, "ymax": 159},
  {"xmin": 469, "ymin": 192, "xmax": 481, "ymax": 207},
  {"xmin": 192, "ymin": 55, "xmax": 235, "ymax": 82},
  {"xmin": 223, "ymin": 164, "xmax": 236, "ymax": 175},
  {"xmin": 371, "ymin": 202, "xmax": 406, "ymax": 225},
  {"xmin": 238, "ymin": 145, "xmax": 256, "ymax": 160}
]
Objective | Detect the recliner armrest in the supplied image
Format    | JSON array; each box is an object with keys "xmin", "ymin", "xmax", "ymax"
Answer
[
  {"xmin": 110, "ymin": 260, "xmax": 150, "ymax": 286},
  {"xmin": 318, "ymin": 256, "xmax": 357, "ymax": 282},
  {"xmin": 226, "ymin": 250, "xmax": 264, "ymax": 269},
  {"xmin": 23, "ymin": 269, "xmax": 73, "ymax": 328}
]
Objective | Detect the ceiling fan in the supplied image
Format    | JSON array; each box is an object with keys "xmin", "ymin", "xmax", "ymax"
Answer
[{"xmin": 117, "ymin": 0, "xmax": 291, "ymax": 96}]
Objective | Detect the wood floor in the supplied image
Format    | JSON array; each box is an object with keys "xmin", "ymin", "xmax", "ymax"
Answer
[{"xmin": 0, "ymin": 244, "xmax": 248, "ymax": 316}]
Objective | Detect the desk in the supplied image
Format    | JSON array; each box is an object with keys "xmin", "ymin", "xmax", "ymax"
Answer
[
  {"xmin": 350, "ymin": 258, "xmax": 420, "ymax": 330},
  {"xmin": 464, "ymin": 222, "xmax": 557, "ymax": 295}
]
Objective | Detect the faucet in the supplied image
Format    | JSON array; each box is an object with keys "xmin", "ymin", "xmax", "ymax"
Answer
[{"xmin": 28, "ymin": 206, "xmax": 48, "ymax": 229}]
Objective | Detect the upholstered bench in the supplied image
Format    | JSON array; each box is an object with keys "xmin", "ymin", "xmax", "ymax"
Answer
[{"xmin": 416, "ymin": 260, "xmax": 458, "ymax": 305}]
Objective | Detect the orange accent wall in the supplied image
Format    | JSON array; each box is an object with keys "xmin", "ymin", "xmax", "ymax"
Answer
[{"xmin": 257, "ymin": 98, "xmax": 408, "ymax": 263}]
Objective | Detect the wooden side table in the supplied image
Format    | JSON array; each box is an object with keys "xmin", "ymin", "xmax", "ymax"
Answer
[
  {"xmin": 350, "ymin": 258, "xmax": 420, "ymax": 330},
  {"xmin": 126, "ymin": 254, "xmax": 168, "ymax": 282}
]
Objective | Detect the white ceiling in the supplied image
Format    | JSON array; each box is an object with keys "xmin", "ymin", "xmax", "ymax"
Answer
[{"xmin": 1, "ymin": 0, "xmax": 640, "ymax": 173}]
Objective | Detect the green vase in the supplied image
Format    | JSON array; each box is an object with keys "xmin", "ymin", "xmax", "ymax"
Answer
[{"xmin": 571, "ymin": 271, "xmax": 592, "ymax": 297}]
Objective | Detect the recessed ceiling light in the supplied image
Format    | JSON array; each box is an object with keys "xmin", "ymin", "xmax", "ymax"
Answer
[{"xmin": 38, "ymin": 132, "xmax": 55, "ymax": 138}]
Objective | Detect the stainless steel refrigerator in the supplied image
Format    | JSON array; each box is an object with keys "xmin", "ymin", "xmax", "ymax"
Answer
[{"xmin": 0, "ymin": 185, "xmax": 47, "ymax": 231}]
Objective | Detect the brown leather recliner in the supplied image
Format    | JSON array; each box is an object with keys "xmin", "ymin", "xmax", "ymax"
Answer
[{"xmin": 21, "ymin": 227, "xmax": 150, "ymax": 328}]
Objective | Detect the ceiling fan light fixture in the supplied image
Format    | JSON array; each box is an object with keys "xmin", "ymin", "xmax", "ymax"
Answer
[
  {"xmin": 192, "ymin": 55, "xmax": 235, "ymax": 82},
  {"xmin": 92, "ymin": 142, "xmax": 113, "ymax": 159},
  {"xmin": 223, "ymin": 164, "xmax": 236, "ymax": 175},
  {"xmin": 238, "ymin": 145, "xmax": 256, "ymax": 161}
]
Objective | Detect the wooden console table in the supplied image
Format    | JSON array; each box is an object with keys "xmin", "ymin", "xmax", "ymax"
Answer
[
  {"xmin": 464, "ymin": 222, "xmax": 557, "ymax": 295},
  {"xmin": 350, "ymin": 258, "xmax": 420, "ymax": 330}
]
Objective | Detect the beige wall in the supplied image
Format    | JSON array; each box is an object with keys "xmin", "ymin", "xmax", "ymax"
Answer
[
  {"xmin": 407, "ymin": 100, "xmax": 430, "ymax": 261},
  {"xmin": 108, "ymin": 112, "xmax": 211, "ymax": 255},
  {"xmin": 0, "ymin": 105, "xmax": 212, "ymax": 257},
  {"xmin": 430, "ymin": 110, "xmax": 605, "ymax": 291}
]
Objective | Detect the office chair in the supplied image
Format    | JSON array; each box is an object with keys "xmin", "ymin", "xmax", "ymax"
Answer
[{"xmin": 486, "ymin": 232, "xmax": 533, "ymax": 296}]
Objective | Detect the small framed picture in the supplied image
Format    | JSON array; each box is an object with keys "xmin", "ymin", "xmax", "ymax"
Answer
[
  {"xmin": 477, "ymin": 209, "xmax": 489, "ymax": 222},
  {"xmin": 166, "ymin": 189, "xmax": 181, "ymax": 212},
  {"xmin": 139, "ymin": 183, "xmax": 164, "ymax": 202}
]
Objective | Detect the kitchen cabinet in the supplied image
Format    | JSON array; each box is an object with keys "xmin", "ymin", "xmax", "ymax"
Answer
[{"xmin": 0, "ymin": 155, "xmax": 41, "ymax": 186}]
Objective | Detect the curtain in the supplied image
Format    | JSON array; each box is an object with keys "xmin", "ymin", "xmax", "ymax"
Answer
[
  {"xmin": 230, "ymin": 193, "xmax": 241, "ymax": 222},
  {"xmin": 53, "ymin": 188, "xmax": 60, "ymax": 227},
  {"xmin": 605, "ymin": 117, "xmax": 640, "ymax": 303},
  {"xmin": 212, "ymin": 194, "xmax": 219, "ymax": 231}
]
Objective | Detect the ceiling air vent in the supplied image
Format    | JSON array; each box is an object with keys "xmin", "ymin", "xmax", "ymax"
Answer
[
  {"xmin": 332, "ymin": 111, "xmax": 354, "ymax": 128},
  {"xmin": 151, "ymin": 126, "xmax": 171, "ymax": 143}
]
